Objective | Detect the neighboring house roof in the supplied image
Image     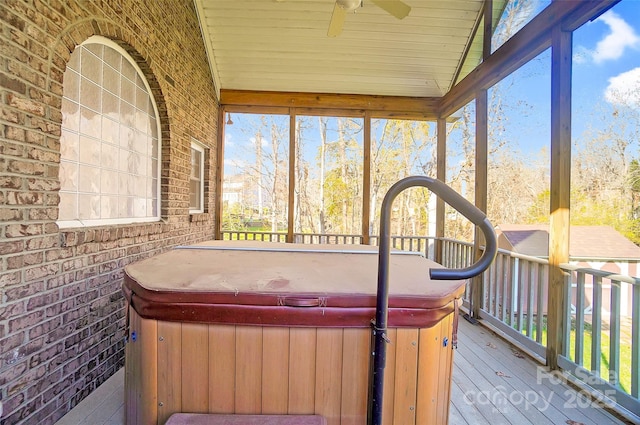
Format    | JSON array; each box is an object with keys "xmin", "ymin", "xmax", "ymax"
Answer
[{"xmin": 496, "ymin": 224, "xmax": 640, "ymax": 260}]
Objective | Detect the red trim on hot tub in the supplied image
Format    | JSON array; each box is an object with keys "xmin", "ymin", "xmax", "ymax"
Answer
[{"xmin": 123, "ymin": 273, "xmax": 463, "ymax": 328}]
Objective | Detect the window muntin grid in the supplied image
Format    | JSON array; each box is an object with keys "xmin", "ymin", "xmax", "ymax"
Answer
[
  {"xmin": 58, "ymin": 36, "xmax": 161, "ymax": 227},
  {"xmin": 190, "ymin": 141, "xmax": 205, "ymax": 213}
]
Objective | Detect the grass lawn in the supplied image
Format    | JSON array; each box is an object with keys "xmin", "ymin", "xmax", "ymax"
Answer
[
  {"xmin": 565, "ymin": 319, "xmax": 632, "ymax": 394},
  {"xmin": 515, "ymin": 316, "xmax": 632, "ymax": 393}
]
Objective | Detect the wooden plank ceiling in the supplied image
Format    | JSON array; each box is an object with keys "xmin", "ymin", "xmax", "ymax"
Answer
[{"xmin": 194, "ymin": 0, "xmax": 497, "ymax": 99}]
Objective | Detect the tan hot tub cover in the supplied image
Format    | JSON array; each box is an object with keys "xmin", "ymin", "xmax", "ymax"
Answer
[{"xmin": 123, "ymin": 241, "xmax": 467, "ymax": 329}]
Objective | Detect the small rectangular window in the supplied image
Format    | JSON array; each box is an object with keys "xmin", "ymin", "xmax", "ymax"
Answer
[{"xmin": 190, "ymin": 140, "xmax": 205, "ymax": 213}]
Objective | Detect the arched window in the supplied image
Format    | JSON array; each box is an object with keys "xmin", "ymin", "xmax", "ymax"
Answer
[{"xmin": 58, "ymin": 36, "xmax": 161, "ymax": 227}]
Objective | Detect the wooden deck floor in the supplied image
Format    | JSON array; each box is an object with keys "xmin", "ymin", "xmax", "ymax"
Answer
[{"xmin": 54, "ymin": 318, "xmax": 629, "ymax": 425}]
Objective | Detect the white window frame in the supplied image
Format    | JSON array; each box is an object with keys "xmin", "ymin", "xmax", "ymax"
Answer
[
  {"xmin": 189, "ymin": 139, "xmax": 206, "ymax": 214},
  {"xmin": 57, "ymin": 35, "xmax": 162, "ymax": 228}
]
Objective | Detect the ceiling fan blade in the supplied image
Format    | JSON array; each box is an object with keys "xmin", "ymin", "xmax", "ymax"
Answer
[
  {"xmin": 370, "ymin": 0, "xmax": 411, "ymax": 19},
  {"xmin": 328, "ymin": 2, "xmax": 348, "ymax": 37}
]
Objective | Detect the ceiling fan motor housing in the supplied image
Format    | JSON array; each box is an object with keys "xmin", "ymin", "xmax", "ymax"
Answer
[{"xmin": 336, "ymin": 0, "xmax": 362, "ymax": 11}]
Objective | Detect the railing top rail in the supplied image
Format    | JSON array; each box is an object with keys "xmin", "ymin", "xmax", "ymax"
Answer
[
  {"xmin": 569, "ymin": 256, "xmax": 640, "ymax": 262},
  {"xmin": 438, "ymin": 237, "xmax": 474, "ymax": 247},
  {"xmin": 294, "ymin": 232, "xmax": 362, "ymax": 237},
  {"xmin": 560, "ymin": 263, "xmax": 640, "ymax": 286},
  {"xmin": 426, "ymin": 238, "xmax": 551, "ymax": 266},
  {"xmin": 222, "ymin": 230, "xmax": 287, "ymax": 234},
  {"xmin": 219, "ymin": 230, "xmax": 640, "ymax": 285},
  {"xmin": 496, "ymin": 247, "xmax": 550, "ymax": 265}
]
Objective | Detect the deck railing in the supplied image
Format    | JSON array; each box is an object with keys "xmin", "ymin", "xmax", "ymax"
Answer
[
  {"xmin": 430, "ymin": 238, "xmax": 550, "ymax": 358},
  {"xmin": 369, "ymin": 235, "xmax": 439, "ymax": 260},
  {"xmin": 558, "ymin": 264, "xmax": 640, "ymax": 417},
  {"xmin": 439, "ymin": 238, "xmax": 475, "ymax": 269},
  {"xmin": 221, "ymin": 230, "xmax": 287, "ymax": 242},
  {"xmin": 221, "ymin": 231, "xmax": 436, "ymax": 258},
  {"xmin": 218, "ymin": 230, "xmax": 640, "ymax": 418},
  {"xmin": 475, "ymin": 248, "xmax": 550, "ymax": 360},
  {"xmin": 294, "ymin": 233, "xmax": 364, "ymax": 245}
]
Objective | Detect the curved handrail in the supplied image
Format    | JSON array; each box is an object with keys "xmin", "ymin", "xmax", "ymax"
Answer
[
  {"xmin": 368, "ymin": 175, "xmax": 498, "ymax": 425},
  {"xmin": 380, "ymin": 175, "xmax": 497, "ymax": 281}
]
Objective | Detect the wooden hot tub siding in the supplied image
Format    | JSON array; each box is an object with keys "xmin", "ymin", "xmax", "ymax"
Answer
[{"xmin": 124, "ymin": 308, "xmax": 455, "ymax": 425}]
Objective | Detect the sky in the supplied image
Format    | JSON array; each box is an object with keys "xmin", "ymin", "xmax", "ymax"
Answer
[{"xmin": 573, "ymin": 1, "xmax": 640, "ymax": 146}]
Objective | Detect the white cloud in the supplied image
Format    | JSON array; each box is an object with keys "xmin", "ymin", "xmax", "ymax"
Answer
[
  {"xmin": 604, "ymin": 67, "xmax": 640, "ymax": 108},
  {"xmin": 592, "ymin": 11, "xmax": 640, "ymax": 63},
  {"xmin": 224, "ymin": 133, "xmax": 234, "ymax": 146}
]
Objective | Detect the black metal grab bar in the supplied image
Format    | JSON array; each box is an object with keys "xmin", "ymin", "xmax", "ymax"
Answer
[{"xmin": 368, "ymin": 175, "xmax": 498, "ymax": 425}]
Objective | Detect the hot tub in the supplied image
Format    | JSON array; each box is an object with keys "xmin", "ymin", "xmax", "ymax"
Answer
[{"xmin": 123, "ymin": 241, "xmax": 466, "ymax": 425}]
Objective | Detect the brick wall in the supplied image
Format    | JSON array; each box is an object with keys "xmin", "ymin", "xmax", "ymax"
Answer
[{"xmin": 0, "ymin": 1, "xmax": 218, "ymax": 423}]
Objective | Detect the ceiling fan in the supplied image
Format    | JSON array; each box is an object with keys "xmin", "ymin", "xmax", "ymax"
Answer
[{"xmin": 328, "ymin": 0, "xmax": 411, "ymax": 37}]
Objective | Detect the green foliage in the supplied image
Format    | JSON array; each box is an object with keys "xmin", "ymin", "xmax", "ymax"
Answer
[
  {"xmin": 221, "ymin": 202, "xmax": 246, "ymax": 231},
  {"xmin": 630, "ymin": 160, "xmax": 640, "ymax": 193},
  {"xmin": 526, "ymin": 189, "xmax": 640, "ymax": 244},
  {"xmin": 526, "ymin": 189, "xmax": 550, "ymax": 224},
  {"xmin": 323, "ymin": 168, "xmax": 351, "ymax": 232},
  {"xmin": 570, "ymin": 190, "xmax": 640, "ymax": 245}
]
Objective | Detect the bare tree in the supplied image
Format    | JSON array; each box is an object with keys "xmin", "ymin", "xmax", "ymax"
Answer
[
  {"xmin": 223, "ymin": 115, "xmax": 289, "ymax": 231},
  {"xmin": 370, "ymin": 119, "xmax": 436, "ymax": 236}
]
